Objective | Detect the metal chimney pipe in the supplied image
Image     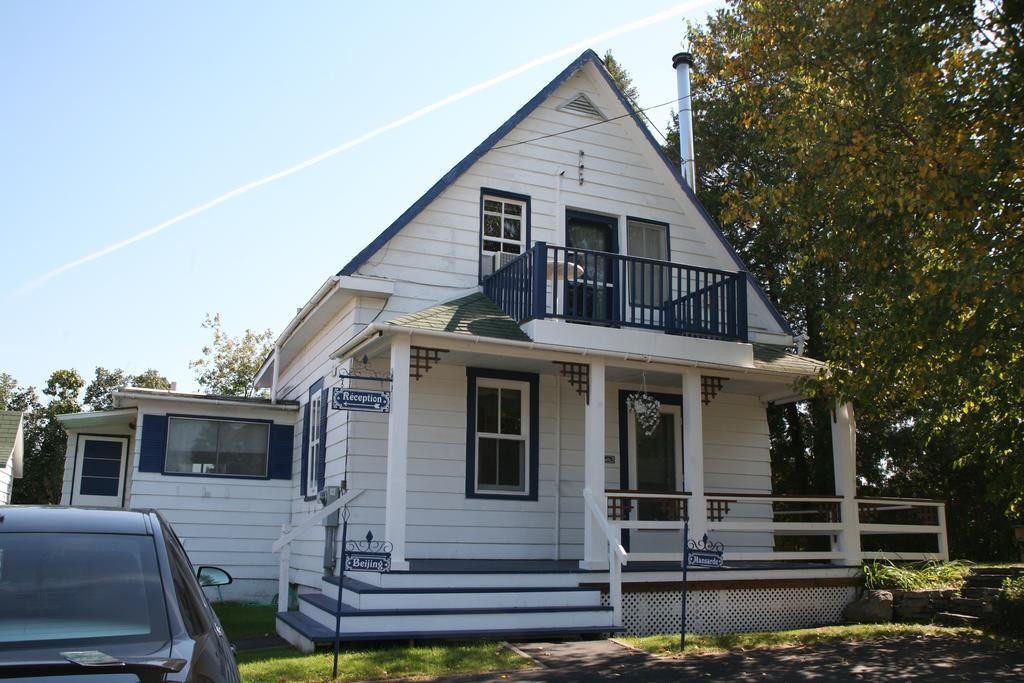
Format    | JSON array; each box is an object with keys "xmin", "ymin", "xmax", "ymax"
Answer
[{"xmin": 672, "ymin": 52, "xmax": 696, "ymax": 189}]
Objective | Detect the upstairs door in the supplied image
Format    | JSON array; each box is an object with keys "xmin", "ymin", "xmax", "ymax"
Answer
[
  {"xmin": 71, "ymin": 436, "xmax": 129, "ymax": 508},
  {"xmin": 626, "ymin": 404, "xmax": 684, "ymax": 556},
  {"xmin": 566, "ymin": 211, "xmax": 617, "ymax": 323},
  {"xmin": 625, "ymin": 218, "xmax": 671, "ymax": 328}
]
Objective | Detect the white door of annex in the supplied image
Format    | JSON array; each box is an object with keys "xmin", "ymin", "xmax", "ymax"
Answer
[
  {"xmin": 71, "ymin": 436, "xmax": 129, "ymax": 508},
  {"xmin": 627, "ymin": 405, "xmax": 684, "ymax": 555}
]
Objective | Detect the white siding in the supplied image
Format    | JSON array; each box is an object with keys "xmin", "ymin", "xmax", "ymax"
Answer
[
  {"xmin": 126, "ymin": 400, "xmax": 295, "ymax": 600},
  {"xmin": 0, "ymin": 458, "xmax": 12, "ymax": 504},
  {"xmin": 349, "ymin": 60, "xmax": 787, "ymax": 341}
]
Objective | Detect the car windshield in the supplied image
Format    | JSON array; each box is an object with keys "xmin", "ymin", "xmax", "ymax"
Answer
[{"xmin": 0, "ymin": 532, "xmax": 170, "ymax": 649}]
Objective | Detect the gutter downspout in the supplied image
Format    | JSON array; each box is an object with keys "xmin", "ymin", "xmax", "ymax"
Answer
[{"xmin": 271, "ymin": 344, "xmax": 281, "ymax": 404}]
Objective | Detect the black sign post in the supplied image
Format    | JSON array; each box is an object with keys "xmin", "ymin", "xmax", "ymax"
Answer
[
  {"xmin": 681, "ymin": 526, "xmax": 724, "ymax": 653},
  {"xmin": 332, "ymin": 513, "xmax": 392, "ymax": 680}
]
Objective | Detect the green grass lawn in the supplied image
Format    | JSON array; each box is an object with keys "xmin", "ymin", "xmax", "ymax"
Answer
[
  {"xmin": 621, "ymin": 623, "xmax": 986, "ymax": 657},
  {"xmin": 236, "ymin": 643, "xmax": 531, "ymax": 683},
  {"xmin": 212, "ymin": 602, "xmax": 278, "ymax": 640}
]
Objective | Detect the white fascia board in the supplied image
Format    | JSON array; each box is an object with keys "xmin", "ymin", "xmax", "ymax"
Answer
[
  {"xmin": 112, "ymin": 390, "xmax": 299, "ymax": 412},
  {"xmin": 56, "ymin": 407, "xmax": 138, "ymax": 429}
]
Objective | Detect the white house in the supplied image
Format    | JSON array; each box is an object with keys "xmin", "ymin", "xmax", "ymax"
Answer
[
  {"xmin": 58, "ymin": 50, "xmax": 948, "ymax": 649},
  {"xmin": 0, "ymin": 410, "xmax": 25, "ymax": 505}
]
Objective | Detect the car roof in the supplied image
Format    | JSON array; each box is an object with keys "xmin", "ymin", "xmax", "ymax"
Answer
[{"xmin": 0, "ymin": 505, "xmax": 155, "ymax": 535}]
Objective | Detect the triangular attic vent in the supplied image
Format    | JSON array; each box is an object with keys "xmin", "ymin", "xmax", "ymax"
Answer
[{"xmin": 559, "ymin": 92, "xmax": 605, "ymax": 120}]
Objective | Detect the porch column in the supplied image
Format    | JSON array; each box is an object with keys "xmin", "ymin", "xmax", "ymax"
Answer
[
  {"xmin": 581, "ymin": 358, "xmax": 607, "ymax": 570},
  {"xmin": 682, "ymin": 371, "xmax": 707, "ymax": 540},
  {"xmin": 831, "ymin": 401, "xmax": 862, "ymax": 566},
  {"xmin": 385, "ymin": 335, "xmax": 411, "ymax": 571}
]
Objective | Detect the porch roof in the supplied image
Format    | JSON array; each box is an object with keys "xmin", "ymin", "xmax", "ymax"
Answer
[
  {"xmin": 384, "ymin": 293, "xmax": 531, "ymax": 342},
  {"xmin": 752, "ymin": 344, "xmax": 827, "ymax": 375}
]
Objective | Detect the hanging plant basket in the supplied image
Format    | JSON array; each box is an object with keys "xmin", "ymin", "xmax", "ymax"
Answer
[{"xmin": 627, "ymin": 391, "xmax": 661, "ymax": 437}]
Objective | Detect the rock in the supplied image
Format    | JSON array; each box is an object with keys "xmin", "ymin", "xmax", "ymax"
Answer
[{"xmin": 843, "ymin": 590, "xmax": 894, "ymax": 624}]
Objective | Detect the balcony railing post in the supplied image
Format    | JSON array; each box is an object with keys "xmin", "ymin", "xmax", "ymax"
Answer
[
  {"xmin": 531, "ymin": 241, "xmax": 547, "ymax": 320},
  {"xmin": 736, "ymin": 272, "xmax": 748, "ymax": 342}
]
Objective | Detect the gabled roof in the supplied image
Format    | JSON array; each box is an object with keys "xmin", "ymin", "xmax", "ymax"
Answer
[
  {"xmin": 337, "ymin": 49, "xmax": 793, "ymax": 336},
  {"xmin": 385, "ymin": 293, "xmax": 531, "ymax": 342}
]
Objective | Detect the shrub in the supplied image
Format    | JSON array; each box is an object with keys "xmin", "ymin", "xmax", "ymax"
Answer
[
  {"xmin": 863, "ymin": 560, "xmax": 972, "ymax": 591},
  {"xmin": 993, "ymin": 576, "xmax": 1024, "ymax": 633}
]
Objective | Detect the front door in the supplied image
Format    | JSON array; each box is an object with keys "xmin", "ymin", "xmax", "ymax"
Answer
[
  {"xmin": 566, "ymin": 211, "xmax": 617, "ymax": 322},
  {"xmin": 71, "ymin": 436, "xmax": 129, "ymax": 507},
  {"xmin": 627, "ymin": 404, "xmax": 684, "ymax": 556}
]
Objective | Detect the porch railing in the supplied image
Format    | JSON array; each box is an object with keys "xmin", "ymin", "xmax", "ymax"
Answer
[
  {"xmin": 271, "ymin": 488, "xmax": 365, "ymax": 613},
  {"xmin": 597, "ymin": 490, "xmax": 949, "ymax": 564},
  {"xmin": 483, "ymin": 242, "xmax": 749, "ymax": 342},
  {"xmin": 583, "ymin": 488, "xmax": 627, "ymax": 627}
]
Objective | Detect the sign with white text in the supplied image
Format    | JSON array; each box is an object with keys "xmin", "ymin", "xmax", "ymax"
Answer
[
  {"xmin": 344, "ymin": 552, "xmax": 391, "ymax": 573},
  {"xmin": 332, "ymin": 388, "xmax": 391, "ymax": 413}
]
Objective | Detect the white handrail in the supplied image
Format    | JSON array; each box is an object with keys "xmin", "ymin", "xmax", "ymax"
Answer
[
  {"xmin": 272, "ymin": 488, "xmax": 365, "ymax": 552},
  {"xmin": 583, "ymin": 488, "xmax": 627, "ymax": 565}
]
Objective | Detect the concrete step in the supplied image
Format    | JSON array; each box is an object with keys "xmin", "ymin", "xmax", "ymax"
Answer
[
  {"xmin": 297, "ymin": 592, "xmax": 616, "ymax": 635},
  {"xmin": 970, "ymin": 567, "xmax": 1024, "ymax": 577},
  {"xmin": 962, "ymin": 586, "xmax": 1002, "ymax": 600},
  {"xmin": 321, "ymin": 575, "xmax": 602, "ymax": 611},
  {"xmin": 964, "ymin": 575, "xmax": 1011, "ymax": 588},
  {"xmin": 355, "ymin": 569, "xmax": 584, "ymax": 589},
  {"xmin": 935, "ymin": 612, "xmax": 981, "ymax": 626},
  {"xmin": 949, "ymin": 597, "xmax": 992, "ymax": 617},
  {"xmin": 275, "ymin": 610, "xmax": 616, "ymax": 653}
]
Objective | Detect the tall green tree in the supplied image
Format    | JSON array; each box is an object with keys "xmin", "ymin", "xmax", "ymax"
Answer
[
  {"xmin": 189, "ymin": 314, "xmax": 274, "ymax": 398},
  {"xmin": 12, "ymin": 369, "xmax": 83, "ymax": 504},
  {"xmin": 83, "ymin": 367, "xmax": 172, "ymax": 410},
  {"xmin": 679, "ymin": 0, "xmax": 1022, "ymax": 558}
]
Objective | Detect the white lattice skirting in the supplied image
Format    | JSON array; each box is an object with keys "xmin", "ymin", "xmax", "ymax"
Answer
[{"xmin": 603, "ymin": 585, "xmax": 858, "ymax": 636}]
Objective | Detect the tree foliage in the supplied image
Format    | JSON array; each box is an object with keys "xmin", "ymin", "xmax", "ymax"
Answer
[
  {"xmin": 189, "ymin": 314, "xmax": 274, "ymax": 398},
  {"xmin": 677, "ymin": 0, "xmax": 1022, "ymax": 557},
  {"xmin": 83, "ymin": 366, "xmax": 172, "ymax": 410},
  {"xmin": 603, "ymin": 50, "xmax": 640, "ymax": 106}
]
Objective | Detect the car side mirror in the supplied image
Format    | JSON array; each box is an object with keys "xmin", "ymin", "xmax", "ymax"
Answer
[{"xmin": 197, "ymin": 566, "xmax": 233, "ymax": 588}]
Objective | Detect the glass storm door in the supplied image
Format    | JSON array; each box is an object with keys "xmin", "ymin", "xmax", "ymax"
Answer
[
  {"xmin": 72, "ymin": 436, "xmax": 129, "ymax": 507},
  {"xmin": 627, "ymin": 405, "xmax": 684, "ymax": 556},
  {"xmin": 566, "ymin": 212, "xmax": 617, "ymax": 322}
]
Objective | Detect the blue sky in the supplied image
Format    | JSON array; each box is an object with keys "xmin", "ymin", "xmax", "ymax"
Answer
[{"xmin": 1, "ymin": 0, "xmax": 722, "ymax": 394}]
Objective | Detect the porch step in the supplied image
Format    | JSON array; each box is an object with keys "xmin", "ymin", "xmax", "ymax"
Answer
[
  {"xmin": 322, "ymin": 575, "xmax": 601, "ymax": 611},
  {"xmin": 297, "ymin": 592, "xmax": 616, "ymax": 635},
  {"xmin": 352, "ymin": 569, "xmax": 585, "ymax": 589},
  {"xmin": 276, "ymin": 610, "xmax": 616, "ymax": 652}
]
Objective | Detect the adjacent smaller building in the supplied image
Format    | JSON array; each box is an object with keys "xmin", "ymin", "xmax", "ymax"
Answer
[{"xmin": 0, "ymin": 410, "xmax": 25, "ymax": 505}]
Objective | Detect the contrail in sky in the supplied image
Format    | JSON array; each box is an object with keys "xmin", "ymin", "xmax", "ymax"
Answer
[{"xmin": 16, "ymin": 1, "xmax": 710, "ymax": 295}]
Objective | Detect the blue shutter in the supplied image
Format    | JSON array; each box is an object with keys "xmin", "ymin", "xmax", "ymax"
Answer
[
  {"xmin": 268, "ymin": 424, "xmax": 293, "ymax": 480},
  {"xmin": 299, "ymin": 402, "xmax": 310, "ymax": 497},
  {"xmin": 316, "ymin": 388, "xmax": 328, "ymax": 491},
  {"xmin": 138, "ymin": 414, "xmax": 168, "ymax": 473}
]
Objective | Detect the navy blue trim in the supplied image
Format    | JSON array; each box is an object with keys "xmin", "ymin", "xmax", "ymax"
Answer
[
  {"xmin": 268, "ymin": 424, "xmax": 294, "ymax": 480},
  {"xmin": 617, "ymin": 390, "xmax": 684, "ymax": 552},
  {"xmin": 304, "ymin": 378, "xmax": 325, "ymax": 501},
  {"xmin": 300, "ymin": 402, "xmax": 310, "ymax": 497},
  {"xmin": 465, "ymin": 367, "xmax": 539, "ymax": 502},
  {"xmin": 336, "ymin": 48, "xmax": 792, "ymax": 336},
  {"xmin": 479, "ymin": 188, "xmax": 532, "ymax": 284},
  {"xmin": 160, "ymin": 413, "xmax": 275, "ymax": 480},
  {"xmin": 325, "ymin": 575, "xmax": 597, "ymax": 594},
  {"xmin": 139, "ymin": 414, "xmax": 168, "ymax": 473},
  {"xmin": 316, "ymin": 385, "xmax": 328, "ymax": 492}
]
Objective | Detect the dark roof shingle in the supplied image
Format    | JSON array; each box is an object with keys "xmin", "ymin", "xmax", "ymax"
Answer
[{"xmin": 385, "ymin": 293, "xmax": 530, "ymax": 342}]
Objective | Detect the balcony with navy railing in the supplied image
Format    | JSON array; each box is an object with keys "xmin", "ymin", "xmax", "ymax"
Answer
[{"xmin": 482, "ymin": 241, "xmax": 749, "ymax": 342}]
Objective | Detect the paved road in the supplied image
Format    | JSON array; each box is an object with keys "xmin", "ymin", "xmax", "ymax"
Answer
[{"xmin": 418, "ymin": 636, "xmax": 1024, "ymax": 682}]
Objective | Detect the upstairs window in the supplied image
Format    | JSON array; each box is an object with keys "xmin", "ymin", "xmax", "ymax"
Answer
[
  {"xmin": 482, "ymin": 196, "xmax": 525, "ymax": 259},
  {"xmin": 165, "ymin": 417, "xmax": 269, "ymax": 477}
]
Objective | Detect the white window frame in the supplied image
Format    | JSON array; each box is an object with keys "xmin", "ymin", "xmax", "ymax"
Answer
[
  {"xmin": 474, "ymin": 377, "xmax": 530, "ymax": 495},
  {"xmin": 482, "ymin": 196, "xmax": 526, "ymax": 259},
  {"xmin": 307, "ymin": 392, "xmax": 321, "ymax": 494}
]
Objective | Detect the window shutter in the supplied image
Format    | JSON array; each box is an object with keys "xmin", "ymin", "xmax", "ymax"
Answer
[
  {"xmin": 138, "ymin": 414, "xmax": 168, "ymax": 473},
  {"xmin": 316, "ymin": 388, "xmax": 328, "ymax": 491},
  {"xmin": 300, "ymin": 402, "xmax": 310, "ymax": 497},
  {"xmin": 268, "ymin": 424, "xmax": 294, "ymax": 480}
]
